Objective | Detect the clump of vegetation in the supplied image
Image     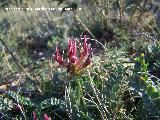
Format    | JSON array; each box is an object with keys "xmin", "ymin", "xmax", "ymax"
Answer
[{"xmin": 0, "ymin": 0, "xmax": 160, "ymax": 119}]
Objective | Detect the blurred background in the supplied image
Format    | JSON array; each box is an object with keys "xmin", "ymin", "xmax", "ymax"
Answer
[{"xmin": 0, "ymin": 0, "xmax": 160, "ymax": 119}]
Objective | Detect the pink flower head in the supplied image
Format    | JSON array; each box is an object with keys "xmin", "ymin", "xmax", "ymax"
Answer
[{"xmin": 54, "ymin": 35, "xmax": 92, "ymax": 75}]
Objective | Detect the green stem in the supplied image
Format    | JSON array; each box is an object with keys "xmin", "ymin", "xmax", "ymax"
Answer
[
  {"xmin": 77, "ymin": 78, "xmax": 83, "ymax": 104},
  {"xmin": 77, "ymin": 77, "xmax": 88, "ymax": 116}
]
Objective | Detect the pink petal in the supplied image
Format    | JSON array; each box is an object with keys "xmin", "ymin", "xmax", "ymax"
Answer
[
  {"xmin": 68, "ymin": 39, "xmax": 77, "ymax": 64},
  {"xmin": 68, "ymin": 38, "xmax": 73, "ymax": 57},
  {"xmin": 83, "ymin": 35, "xmax": 88, "ymax": 55},
  {"xmin": 73, "ymin": 39, "xmax": 77, "ymax": 57},
  {"xmin": 33, "ymin": 111, "xmax": 38, "ymax": 120},
  {"xmin": 76, "ymin": 35, "xmax": 89, "ymax": 67},
  {"xmin": 71, "ymin": 40, "xmax": 77, "ymax": 64},
  {"xmin": 43, "ymin": 114, "xmax": 51, "ymax": 120},
  {"xmin": 76, "ymin": 44, "xmax": 92, "ymax": 70},
  {"xmin": 80, "ymin": 35, "xmax": 89, "ymax": 58},
  {"xmin": 82, "ymin": 48, "xmax": 92, "ymax": 67},
  {"xmin": 54, "ymin": 45, "xmax": 64, "ymax": 65}
]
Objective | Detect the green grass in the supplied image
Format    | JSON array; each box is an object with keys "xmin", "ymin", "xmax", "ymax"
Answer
[{"xmin": 0, "ymin": 0, "xmax": 160, "ymax": 119}]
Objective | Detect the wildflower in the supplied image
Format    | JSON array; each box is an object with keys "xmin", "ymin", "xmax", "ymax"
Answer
[{"xmin": 53, "ymin": 35, "xmax": 92, "ymax": 75}]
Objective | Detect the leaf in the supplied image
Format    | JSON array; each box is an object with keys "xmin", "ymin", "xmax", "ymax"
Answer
[{"xmin": 146, "ymin": 86, "xmax": 157, "ymax": 99}]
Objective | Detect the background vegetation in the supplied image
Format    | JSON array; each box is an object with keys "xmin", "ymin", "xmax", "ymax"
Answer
[{"xmin": 0, "ymin": 0, "xmax": 160, "ymax": 119}]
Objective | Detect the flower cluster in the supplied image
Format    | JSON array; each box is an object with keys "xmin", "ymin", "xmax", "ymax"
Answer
[{"xmin": 54, "ymin": 35, "xmax": 92, "ymax": 75}]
